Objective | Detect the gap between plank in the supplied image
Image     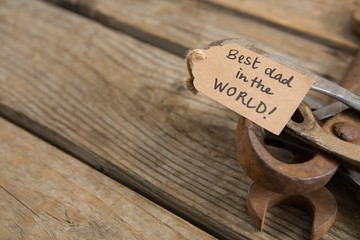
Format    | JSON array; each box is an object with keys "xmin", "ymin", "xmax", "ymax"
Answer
[
  {"xmin": 197, "ymin": 0, "xmax": 358, "ymax": 54},
  {"xmin": 41, "ymin": 0, "xmax": 356, "ymax": 60},
  {"xmin": 41, "ymin": 0, "xmax": 189, "ymax": 57}
]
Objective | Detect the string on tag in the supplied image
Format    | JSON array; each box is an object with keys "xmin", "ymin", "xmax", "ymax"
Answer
[{"xmin": 185, "ymin": 49, "xmax": 206, "ymax": 94}]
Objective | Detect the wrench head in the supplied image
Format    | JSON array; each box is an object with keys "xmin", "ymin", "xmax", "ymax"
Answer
[
  {"xmin": 236, "ymin": 116, "xmax": 339, "ymax": 194},
  {"xmin": 247, "ymin": 183, "xmax": 337, "ymax": 240}
]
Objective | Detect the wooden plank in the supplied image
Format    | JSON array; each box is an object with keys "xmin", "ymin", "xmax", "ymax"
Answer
[
  {"xmin": 204, "ymin": 0, "xmax": 360, "ymax": 51},
  {"xmin": 0, "ymin": 0, "xmax": 359, "ymax": 239},
  {"xmin": 0, "ymin": 117, "xmax": 214, "ymax": 240},
  {"xmin": 45, "ymin": 0, "xmax": 354, "ymax": 83}
]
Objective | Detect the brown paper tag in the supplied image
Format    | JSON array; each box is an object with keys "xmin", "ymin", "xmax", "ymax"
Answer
[{"xmin": 191, "ymin": 43, "xmax": 314, "ymax": 135}]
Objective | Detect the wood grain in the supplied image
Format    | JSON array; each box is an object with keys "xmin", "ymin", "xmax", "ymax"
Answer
[
  {"xmin": 45, "ymin": 0, "xmax": 354, "ymax": 83},
  {"xmin": 204, "ymin": 0, "xmax": 360, "ymax": 51},
  {"xmin": 0, "ymin": 0, "xmax": 359, "ymax": 239},
  {"xmin": 0, "ymin": 117, "xmax": 214, "ymax": 240}
]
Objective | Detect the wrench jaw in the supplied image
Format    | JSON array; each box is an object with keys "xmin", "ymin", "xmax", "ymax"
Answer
[
  {"xmin": 247, "ymin": 184, "xmax": 337, "ymax": 240},
  {"xmin": 236, "ymin": 117, "xmax": 339, "ymax": 194}
]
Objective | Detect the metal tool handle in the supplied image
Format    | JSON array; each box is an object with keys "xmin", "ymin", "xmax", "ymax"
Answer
[{"xmin": 311, "ymin": 76, "xmax": 360, "ymax": 112}]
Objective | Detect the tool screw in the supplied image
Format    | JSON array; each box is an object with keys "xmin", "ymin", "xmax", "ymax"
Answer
[{"xmin": 332, "ymin": 122, "xmax": 360, "ymax": 143}]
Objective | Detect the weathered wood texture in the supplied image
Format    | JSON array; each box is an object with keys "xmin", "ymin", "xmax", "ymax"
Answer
[
  {"xmin": 45, "ymin": 0, "xmax": 354, "ymax": 83},
  {"xmin": 204, "ymin": 0, "xmax": 360, "ymax": 51},
  {"xmin": 0, "ymin": 118, "xmax": 214, "ymax": 239},
  {"xmin": 0, "ymin": 0, "xmax": 359, "ymax": 239}
]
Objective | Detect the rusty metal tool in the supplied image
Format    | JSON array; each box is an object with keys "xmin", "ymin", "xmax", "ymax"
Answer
[
  {"xmin": 286, "ymin": 103, "xmax": 360, "ymax": 168},
  {"xmin": 322, "ymin": 108, "xmax": 360, "ymax": 199},
  {"xmin": 240, "ymin": 9, "xmax": 360, "ymax": 239},
  {"xmin": 265, "ymin": 104, "xmax": 360, "ymax": 200},
  {"xmin": 238, "ymin": 115, "xmax": 339, "ymax": 240},
  {"xmin": 247, "ymin": 183, "xmax": 337, "ymax": 240},
  {"xmin": 236, "ymin": 116, "xmax": 339, "ymax": 194}
]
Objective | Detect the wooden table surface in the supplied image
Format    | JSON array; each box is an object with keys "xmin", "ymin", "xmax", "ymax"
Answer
[{"xmin": 0, "ymin": 0, "xmax": 359, "ymax": 239}]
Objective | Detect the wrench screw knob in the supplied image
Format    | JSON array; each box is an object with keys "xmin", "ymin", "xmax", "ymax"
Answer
[{"xmin": 332, "ymin": 122, "xmax": 360, "ymax": 143}]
